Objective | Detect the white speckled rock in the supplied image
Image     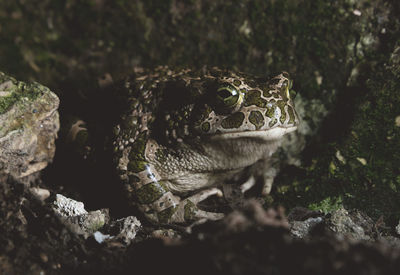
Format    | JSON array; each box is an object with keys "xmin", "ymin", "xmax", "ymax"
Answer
[
  {"xmin": 53, "ymin": 194, "xmax": 109, "ymax": 237},
  {"xmin": 0, "ymin": 72, "xmax": 59, "ymax": 182}
]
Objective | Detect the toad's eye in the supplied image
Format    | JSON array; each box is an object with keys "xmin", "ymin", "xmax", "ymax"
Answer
[{"xmin": 217, "ymin": 86, "xmax": 240, "ymax": 107}]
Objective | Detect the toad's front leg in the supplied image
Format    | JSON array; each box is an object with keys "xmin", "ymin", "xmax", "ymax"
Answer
[
  {"xmin": 131, "ymin": 168, "xmax": 224, "ymax": 224},
  {"xmin": 137, "ymin": 182, "xmax": 224, "ymax": 224}
]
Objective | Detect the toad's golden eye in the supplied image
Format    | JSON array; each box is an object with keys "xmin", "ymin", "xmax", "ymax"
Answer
[{"xmin": 217, "ymin": 86, "xmax": 240, "ymax": 107}]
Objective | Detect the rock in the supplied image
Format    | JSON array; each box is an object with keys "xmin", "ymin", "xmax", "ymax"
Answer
[
  {"xmin": 106, "ymin": 216, "xmax": 141, "ymax": 245},
  {"xmin": 52, "ymin": 194, "xmax": 109, "ymax": 237},
  {"xmin": 288, "ymin": 207, "xmax": 325, "ymax": 238},
  {"xmin": 78, "ymin": 210, "xmax": 108, "ymax": 234},
  {"xmin": 290, "ymin": 217, "xmax": 324, "ymax": 238},
  {"xmin": 327, "ymin": 207, "xmax": 371, "ymax": 241},
  {"xmin": 29, "ymin": 187, "xmax": 50, "ymax": 201},
  {"xmin": 53, "ymin": 194, "xmax": 88, "ymax": 217},
  {"xmin": 288, "ymin": 207, "xmax": 375, "ymax": 241},
  {"xmin": 0, "ymin": 72, "xmax": 59, "ymax": 182},
  {"xmin": 93, "ymin": 231, "xmax": 112, "ymax": 244},
  {"xmin": 396, "ymin": 220, "xmax": 400, "ymax": 236}
]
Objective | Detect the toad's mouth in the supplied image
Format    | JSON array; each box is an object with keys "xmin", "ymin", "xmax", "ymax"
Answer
[{"xmin": 211, "ymin": 126, "xmax": 298, "ymax": 141}]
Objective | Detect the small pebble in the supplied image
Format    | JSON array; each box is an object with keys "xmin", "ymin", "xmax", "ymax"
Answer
[{"xmin": 29, "ymin": 187, "xmax": 50, "ymax": 201}]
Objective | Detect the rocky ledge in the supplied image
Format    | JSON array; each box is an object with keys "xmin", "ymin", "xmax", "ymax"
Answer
[{"xmin": 0, "ymin": 72, "xmax": 59, "ymax": 182}]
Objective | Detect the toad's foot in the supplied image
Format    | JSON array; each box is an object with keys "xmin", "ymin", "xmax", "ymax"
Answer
[
  {"xmin": 240, "ymin": 176, "xmax": 256, "ymax": 193},
  {"xmin": 170, "ymin": 188, "xmax": 224, "ymax": 224}
]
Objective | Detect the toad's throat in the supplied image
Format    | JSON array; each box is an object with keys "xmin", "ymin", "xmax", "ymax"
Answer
[{"xmin": 211, "ymin": 126, "xmax": 297, "ymax": 141}]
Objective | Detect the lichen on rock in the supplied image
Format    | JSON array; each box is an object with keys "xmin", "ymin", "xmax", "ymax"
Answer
[{"xmin": 0, "ymin": 72, "xmax": 59, "ymax": 182}]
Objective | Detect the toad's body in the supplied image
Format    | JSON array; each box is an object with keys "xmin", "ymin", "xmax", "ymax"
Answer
[{"xmin": 113, "ymin": 67, "xmax": 299, "ymax": 224}]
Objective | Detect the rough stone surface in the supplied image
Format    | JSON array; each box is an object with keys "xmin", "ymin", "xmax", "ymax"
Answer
[
  {"xmin": 396, "ymin": 221, "xmax": 400, "ymax": 236},
  {"xmin": 105, "ymin": 216, "xmax": 142, "ymax": 245},
  {"xmin": 288, "ymin": 206, "xmax": 378, "ymax": 241},
  {"xmin": 0, "ymin": 72, "xmax": 59, "ymax": 182},
  {"xmin": 29, "ymin": 187, "xmax": 51, "ymax": 201},
  {"xmin": 53, "ymin": 194, "xmax": 88, "ymax": 217},
  {"xmin": 327, "ymin": 207, "xmax": 371, "ymax": 241},
  {"xmin": 290, "ymin": 217, "xmax": 324, "ymax": 238},
  {"xmin": 53, "ymin": 194, "xmax": 108, "ymax": 236}
]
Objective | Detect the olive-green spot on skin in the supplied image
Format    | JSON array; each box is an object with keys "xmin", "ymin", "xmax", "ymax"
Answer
[
  {"xmin": 279, "ymin": 108, "xmax": 286, "ymax": 124},
  {"xmin": 287, "ymin": 107, "xmax": 296, "ymax": 125},
  {"xmin": 273, "ymin": 93, "xmax": 280, "ymax": 99},
  {"xmin": 128, "ymin": 160, "xmax": 147, "ymax": 173},
  {"xmin": 129, "ymin": 136, "xmax": 147, "ymax": 160},
  {"xmin": 249, "ymin": 110, "xmax": 265, "ymax": 130},
  {"xmin": 221, "ymin": 112, "xmax": 245, "ymax": 129},
  {"xmin": 136, "ymin": 181, "xmax": 168, "ymax": 204},
  {"xmin": 233, "ymin": 79, "xmax": 241, "ymax": 86},
  {"xmin": 276, "ymin": 100, "xmax": 287, "ymax": 124},
  {"xmin": 244, "ymin": 90, "xmax": 267, "ymax": 108},
  {"xmin": 263, "ymin": 90, "xmax": 273, "ymax": 98},
  {"xmin": 265, "ymin": 105, "xmax": 275, "ymax": 119},
  {"xmin": 184, "ymin": 200, "xmax": 197, "ymax": 221},
  {"xmin": 158, "ymin": 206, "xmax": 177, "ymax": 224},
  {"xmin": 128, "ymin": 135, "xmax": 148, "ymax": 171},
  {"xmin": 269, "ymin": 118, "xmax": 277, "ymax": 127},
  {"xmin": 201, "ymin": 122, "xmax": 210, "ymax": 132}
]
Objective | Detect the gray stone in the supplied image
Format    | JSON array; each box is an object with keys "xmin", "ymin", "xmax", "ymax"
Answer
[
  {"xmin": 0, "ymin": 72, "xmax": 59, "ymax": 182},
  {"xmin": 29, "ymin": 187, "xmax": 50, "ymax": 201},
  {"xmin": 108, "ymin": 216, "xmax": 141, "ymax": 245},
  {"xmin": 290, "ymin": 217, "xmax": 324, "ymax": 238},
  {"xmin": 53, "ymin": 194, "xmax": 88, "ymax": 217},
  {"xmin": 327, "ymin": 207, "xmax": 370, "ymax": 241},
  {"xmin": 52, "ymin": 194, "xmax": 108, "ymax": 237},
  {"xmin": 396, "ymin": 220, "xmax": 400, "ymax": 236}
]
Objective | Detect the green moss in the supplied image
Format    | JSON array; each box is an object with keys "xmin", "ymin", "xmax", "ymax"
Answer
[
  {"xmin": 274, "ymin": 59, "xmax": 400, "ymax": 225},
  {"xmin": 0, "ymin": 74, "xmax": 43, "ymax": 115},
  {"xmin": 0, "ymin": 93, "xmax": 19, "ymax": 114},
  {"xmin": 87, "ymin": 219, "xmax": 105, "ymax": 233},
  {"xmin": 308, "ymin": 196, "xmax": 344, "ymax": 214}
]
